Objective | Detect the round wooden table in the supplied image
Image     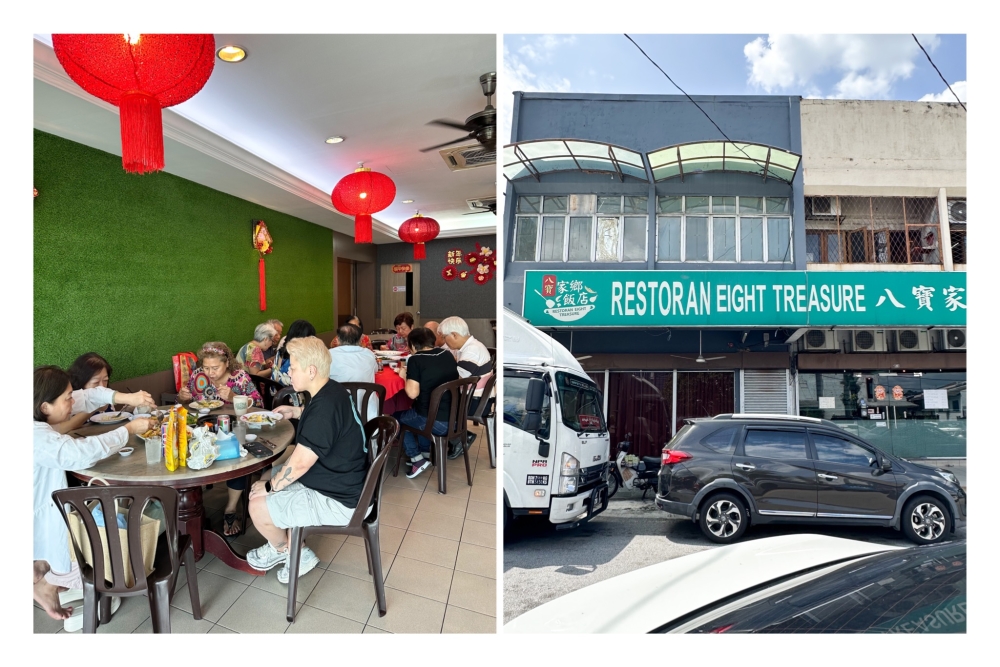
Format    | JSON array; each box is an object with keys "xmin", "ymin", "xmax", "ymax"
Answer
[{"xmin": 70, "ymin": 406, "xmax": 294, "ymax": 575}]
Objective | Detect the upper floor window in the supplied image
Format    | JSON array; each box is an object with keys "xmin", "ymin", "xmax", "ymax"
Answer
[
  {"xmin": 804, "ymin": 196, "xmax": 942, "ymax": 265},
  {"xmin": 655, "ymin": 195, "xmax": 791, "ymax": 263},
  {"xmin": 513, "ymin": 195, "xmax": 648, "ymax": 263}
]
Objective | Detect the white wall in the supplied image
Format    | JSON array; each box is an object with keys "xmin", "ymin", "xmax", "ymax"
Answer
[{"xmin": 800, "ymin": 100, "xmax": 965, "ymax": 196}]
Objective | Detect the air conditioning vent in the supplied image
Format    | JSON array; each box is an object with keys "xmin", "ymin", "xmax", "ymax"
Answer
[
  {"xmin": 852, "ymin": 329, "xmax": 886, "ymax": 352},
  {"xmin": 895, "ymin": 329, "xmax": 930, "ymax": 352},
  {"xmin": 802, "ymin": 329, "xmax": 837, "ymax": 351},
  {"xmin": 466, "ymin": 196, "xmax": 497, "ymax": 213},
  {"xmin": 440, "ymin": 144, "xmax": 496, "ymax": 171},
  {"xmin": 808, "ymin": 196, "xmax": 841, "ymax": 217},
  {"xmin": 939, "ymin": 328, "xmax": 967, "ymax": 350},
  {"xmin": 948, "ymin": 200, "xmax": 967, "ymax": 224}
]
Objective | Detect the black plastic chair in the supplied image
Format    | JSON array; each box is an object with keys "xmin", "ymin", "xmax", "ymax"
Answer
[
  {"xmin": 395, "ymin": 376, "xmax": 478, "ymax": 494},
  {"xmin": 52, "ymin": 485, "xmax": 201, "ymax": 633},
  {"xmin": 285, "ymin": 416, "xmax": 400, "ymax": 622},
  {"xmin": 340, "ymin": 382, "xmax": 386, "ymax": 422},
  {"xmin": 273, "ymin": 386, "xmax": 310, "ymax": 409},
  {"xmin": 486, "ymin": 347, "xmax": 497, "ymax": 370},
  {"xmin": 468, "ymin": 373, "xmax": 497, "ymax": 469}
]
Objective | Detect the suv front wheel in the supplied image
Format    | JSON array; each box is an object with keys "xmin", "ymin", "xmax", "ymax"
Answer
[
  {"xmin": 699, "ymin": 492, "xmax": 748, "ymax": 544},
  {"xmin": 901, "ymin": 495, "xmax": 951, "ymax": 545}
]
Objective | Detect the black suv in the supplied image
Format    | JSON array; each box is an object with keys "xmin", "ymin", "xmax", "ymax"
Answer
[{"xmin": 655, "ymin": 414, "xmax": 966, "ymax": 545}]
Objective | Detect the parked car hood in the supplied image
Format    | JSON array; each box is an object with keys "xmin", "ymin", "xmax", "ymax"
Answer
[{"xmin": 504, "ymin": 534, "xmax": 903, "ymax": 634}]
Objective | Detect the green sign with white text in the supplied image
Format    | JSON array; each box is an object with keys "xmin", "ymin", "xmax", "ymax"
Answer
[{"xmin": 522, "ymin": 270, "xmax": 967, "ymax": 328}]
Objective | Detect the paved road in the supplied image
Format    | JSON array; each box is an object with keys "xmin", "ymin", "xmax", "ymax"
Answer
[{"xmin": 502, "ymin": 489, "xmax": 967, "ymax": 625}]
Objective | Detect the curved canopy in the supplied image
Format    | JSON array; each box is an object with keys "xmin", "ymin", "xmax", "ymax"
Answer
[
  {"xmin": 646, "ymin": 141, "xmax": 801, "ymax": 183},
  {"xmin": 503, "ymin": 139, "xmax": 648, "ymax": 182}
]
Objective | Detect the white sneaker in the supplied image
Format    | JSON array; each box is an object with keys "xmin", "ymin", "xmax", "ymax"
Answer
[
  {"xmin": 277, "ymin": 546, "xmax": 320, "ymax": 584},
  {"xmin": 246, "ymin": 541, "xmax": 288, "ymax": 571},
  {"xmin": 63, "ymin": 596, "xmax": 121, "ymax": 632}
]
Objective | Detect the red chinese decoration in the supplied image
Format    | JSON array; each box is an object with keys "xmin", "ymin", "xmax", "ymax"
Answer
[
  {"xmin": 52, "ymin": 34, "xmax": 215, "ymax": 174},
  {"xmin": 398, "ymin": 213, "xmax": 440, "ymax": 260},
  {"xmin": 331, "ymin": 166, "xmax": 395, "ymax": 244},
  {"xmin": 442, "ymin": 266, "xmax": 457, "ymax": 281},
  {"xmin": 441, "ymin": 242, "xmax": 496, "ymax": 286},
  {"xmin": 252, "ymin": 220, "xmax": 273, "ymax": 311}
]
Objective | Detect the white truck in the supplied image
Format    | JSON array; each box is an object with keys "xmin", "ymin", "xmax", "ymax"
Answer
[{"xmin": 502, "ymin": 308, "xmax": 610, "ymax": 532}]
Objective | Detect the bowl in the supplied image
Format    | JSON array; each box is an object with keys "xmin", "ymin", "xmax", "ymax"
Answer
[
  {"xmin": 198, "ymin": 408, "xmax": 210, "ymax": 415},
  {"xmin": 118, "ymin": 447, "xmax": 134, "ymax": 457},
  {"xmin": 244, "ymin": 434, "xmax": 257, "ymax": 442}
]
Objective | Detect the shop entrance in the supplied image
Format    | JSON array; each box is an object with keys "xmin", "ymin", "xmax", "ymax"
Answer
[{"xmin": 597, "ymin": 370, "xmax": 735, "ymax": 459}]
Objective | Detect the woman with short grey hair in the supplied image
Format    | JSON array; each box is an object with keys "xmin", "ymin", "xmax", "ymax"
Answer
[{"xmin": 237, "ymin": 323, "xmax": 277, "ymax": 378}]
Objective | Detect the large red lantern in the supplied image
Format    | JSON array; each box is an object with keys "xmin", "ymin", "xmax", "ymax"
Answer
[
  {"xmin": 398, "ymin": 213, "xmax": 440, "ymax": 260},
  {"xmin": 331, "ymin": 166, "xmax": 396, "ymax": 244},
  {"xmin": 52, "ymin": 34, "xmax": 216, "ymax": 174}
]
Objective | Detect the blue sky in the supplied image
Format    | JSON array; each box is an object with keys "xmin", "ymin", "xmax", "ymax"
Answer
[{"xmin": 502, "ymin": 34, "xmax": 966, "ymax": 141}]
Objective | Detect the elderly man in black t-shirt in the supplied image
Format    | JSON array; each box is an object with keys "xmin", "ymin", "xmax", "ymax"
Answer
[
  {"xmin": 396, "ymin": 327, "xmax": 459, "ymax": 478},
  {"xmin": 246, "ymin": 336, "xmax": 368, "ymax": 583}
]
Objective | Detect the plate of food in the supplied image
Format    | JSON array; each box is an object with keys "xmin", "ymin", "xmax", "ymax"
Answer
[
  {"xmin": 189, "ymin": 399, "xmax": 224, "ymax": 410},
  {"xmin": 239, "ymin": 411, "xmax": 284, "ymax": 429},
  {"xmin": 89, "ymin": 411, "xmax": 132, "ymax": 425}
]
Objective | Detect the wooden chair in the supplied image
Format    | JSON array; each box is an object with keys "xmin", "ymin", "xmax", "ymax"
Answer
[
  {"xmin": 395, "ymin": 376, "xmax": 478, "ymax": 494},
  {"xmin": 51, "ymin": 485, "xmax": 202, "ymax": 633},
  {"xmin": 467, "ymin": 373, "xmax": 497, "ymax": 469},
  {"xmin": 251, "ymin": 376, "xmax": 284, "ymax": 410},
  {"xmin": 285, "ymin": 416, "xmax": 400, "ymax": 622},
  {"xmin": 340, "ymin": 382, "xmax": 386, "ymax": 423}
]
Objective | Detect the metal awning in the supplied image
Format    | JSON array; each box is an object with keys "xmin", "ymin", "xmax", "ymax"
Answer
[
  {"xmin": 503, "ymin": 139, "xmax": 649, "ymax": 182},
  {"xmin": 646, "ymin": 141, "xmax": 801, "ymax": 183}
]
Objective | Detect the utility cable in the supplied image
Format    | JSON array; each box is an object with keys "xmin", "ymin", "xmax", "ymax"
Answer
[
  {"xmin": 624, "ymin": 34, "xmax": 770, "ymax": 174},
  {"xmin": 912, "ymin": 34, "xmax": 966, "ymax": 111}
]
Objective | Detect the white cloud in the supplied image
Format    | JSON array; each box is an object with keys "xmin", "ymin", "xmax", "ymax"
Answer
[
  {"xmin": 919, "ymin": 80, "xmax": 967, "ymax": 103},
  {"xmin": 501, "ymin": 39, "xmax": 573, "ymax": 143},
  {"xmin": 744, "ymin": 34, "xmax": 940, "ymax": 99}
]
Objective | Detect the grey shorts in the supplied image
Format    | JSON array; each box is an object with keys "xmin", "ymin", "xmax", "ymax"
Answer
[{"xmin": 265, "ymin": 482, "xmax": 368, "ymax": 530}]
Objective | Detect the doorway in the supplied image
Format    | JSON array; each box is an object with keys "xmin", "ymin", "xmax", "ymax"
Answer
[
  {"xmin": 380, "ymin": 263, "xmax": 421, "ymax": 329},
  {"xmin": 336, "ymin": 259, "xmax": 356, "ymax": 328}
]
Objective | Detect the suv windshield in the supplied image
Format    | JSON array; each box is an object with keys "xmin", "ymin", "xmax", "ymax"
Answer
[
  {"xmin": 555, "ymin": 372, "xmax": 606, "ymax": 433},
  {"xmin": 679, "ymin": 541, "xmax": 966, "ymax": 634}
]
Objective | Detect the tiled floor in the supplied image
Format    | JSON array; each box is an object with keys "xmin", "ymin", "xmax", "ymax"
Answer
[{"xmin": 34, "ymin": 423, "xmax": 498, "ymax": 634}]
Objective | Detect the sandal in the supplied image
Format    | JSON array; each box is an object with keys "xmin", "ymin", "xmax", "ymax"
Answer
[{"xmin": 223, "ymin": 513, "xmax": 242, "ymax": 537}]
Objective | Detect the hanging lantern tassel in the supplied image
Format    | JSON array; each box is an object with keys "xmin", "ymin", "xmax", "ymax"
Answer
[
  {"xmin": 398, "ymin": 213, "xmax": 440, "ymax": 261},
  {"xmin": 355, "ymin": 214, "xmax": 373, "ymax": 244},
  {"xmin": 119, "ymin": 91, "xmax": 165, "ymax": 174},
  {"xmin": 258, "ymin": 257, "xmax": 267, "ymax": 311}
]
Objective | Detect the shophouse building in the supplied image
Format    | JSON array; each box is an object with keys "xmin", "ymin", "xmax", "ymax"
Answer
[{"xmin": 503, "ymin": 93, "xmax": 966, "ymax": 460}]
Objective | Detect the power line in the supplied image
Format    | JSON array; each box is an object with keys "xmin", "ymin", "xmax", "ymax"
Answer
[
  {"xmin": 912, "ymin": 34, "xmax": 966, "ymax": 111},
  {"xmin": 624, "ymin": 33, "xmax": 770, "ymax": 174}
]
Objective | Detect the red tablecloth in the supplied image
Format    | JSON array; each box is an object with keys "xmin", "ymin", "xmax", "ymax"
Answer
[{"xmin": 375, "ymin": 367, "xmax": 412, "ymax": 415}]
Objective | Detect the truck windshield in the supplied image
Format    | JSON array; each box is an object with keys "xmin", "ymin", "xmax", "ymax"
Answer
[{"xmin": 556, "ymin": 372, "xmax": 606, "ymax": 433}]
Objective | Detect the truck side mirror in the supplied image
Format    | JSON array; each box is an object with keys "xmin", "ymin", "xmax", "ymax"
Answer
[{"xmin": 525, "ymin": 378, "xmax": 545, "ymax": 413}]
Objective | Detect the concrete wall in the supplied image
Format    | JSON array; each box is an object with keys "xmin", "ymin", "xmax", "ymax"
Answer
[{"xmin": 800, "ymin": 100, "xmax": 966, "ymax": 196}]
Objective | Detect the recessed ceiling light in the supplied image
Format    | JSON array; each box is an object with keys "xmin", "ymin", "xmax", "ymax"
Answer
[
  {"xmin": 217, "ymin": 45, "xmax": 247, "ymax": 63},
  {"xmin": 402, "ymin": 199, "xmax": 414, "ymax": 204},
  {"xmin": 325, "ymin": 136, "xmax": 345, "ymax": 144}
]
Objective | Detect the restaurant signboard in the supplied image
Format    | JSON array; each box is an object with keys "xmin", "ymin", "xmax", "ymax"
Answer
[
  {"xmin": 522, "ymin": 270, "xmax": 967, "ymax": 328},
  {"xmin": 392, "ymin": 264, "xmax": 412, "ymax": 273}
]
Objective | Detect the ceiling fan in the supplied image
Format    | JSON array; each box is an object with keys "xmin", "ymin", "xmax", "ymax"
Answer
[
  {"xmin": 420, "ymin": 72, "xmax": 496, "ymax": 153},
  {"xmin": 670, "ymin": 331, "xmax": 726, "ymax": 364},
  {"xmin": 464, "ymin": 200, "xmax": 497, "ymax": 215}
]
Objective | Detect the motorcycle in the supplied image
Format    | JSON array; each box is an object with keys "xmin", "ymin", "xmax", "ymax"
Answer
[{"xmin": 614, "ymin": 435, "xmax": 662, "ymax": 499}]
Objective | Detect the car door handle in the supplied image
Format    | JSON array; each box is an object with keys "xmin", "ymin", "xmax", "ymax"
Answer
[
  {"xmin": 735, "ymin": 463, "xmax": 756, "ymax": 471},
  {"xmin": 818, "ymin": 473, "xmax": 839, "ymax": 481}
]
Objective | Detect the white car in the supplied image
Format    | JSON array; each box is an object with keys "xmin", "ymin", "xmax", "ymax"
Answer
[{"xmin": 504, "ymin": 534, "xmax": 967, "ymax": 634}]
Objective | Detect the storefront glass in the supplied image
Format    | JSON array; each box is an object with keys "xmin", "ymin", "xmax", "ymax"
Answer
[{"xmin": 798, "ymin": 371, "xmax": 966, "ymax": 459}]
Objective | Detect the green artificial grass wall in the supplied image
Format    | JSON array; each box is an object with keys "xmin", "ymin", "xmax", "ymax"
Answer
[{"xmin": 34, "ymin": 129, "xmax": 334, "ymax": 381}]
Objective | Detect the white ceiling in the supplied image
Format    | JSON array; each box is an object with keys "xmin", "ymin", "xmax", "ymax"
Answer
[{"xmin": 32, "ymin": 34, "xmax": 497, "ymax": 243}]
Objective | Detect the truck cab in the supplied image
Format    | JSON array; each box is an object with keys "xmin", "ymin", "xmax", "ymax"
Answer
[{"xmin": 503, "ymin": 308, "xmax": 610, "ymax": 531}]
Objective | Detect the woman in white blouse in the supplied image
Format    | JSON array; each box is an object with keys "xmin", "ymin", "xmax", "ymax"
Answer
[{"xmin": 33, "ymin": 366, "xmax": 152, "ymax": 621}]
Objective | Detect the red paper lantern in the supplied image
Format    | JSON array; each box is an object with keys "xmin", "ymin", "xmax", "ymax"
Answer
[
  {"xmin": 398, "ymin": 213, "xmax": 440, "ymax": 260},
  {"xmin": 52, "ymin": 34, "xmax": 215, "ymax": 174},
  {"xmin": 331, "ymin": 166, "xmax": 396, "ymax": 244}
]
